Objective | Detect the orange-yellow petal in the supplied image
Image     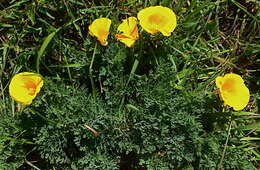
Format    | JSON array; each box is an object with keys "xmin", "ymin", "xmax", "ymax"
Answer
[
  {"xmin": 215, "ymin": 73, "xmax": 250, "ymax": 111},
  {"xmin": 137, "ymin": 6, "xmax": 177, "ymax": 36},
  {"xmin": 89, "ymin": 18, "xmax": 111, "ymax": 46},
  {"xmin": 9, "ymin": 72, "xmax": 44, "ymax": 105}
]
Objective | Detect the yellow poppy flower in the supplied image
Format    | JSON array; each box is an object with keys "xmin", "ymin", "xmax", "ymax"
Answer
[
  {"xmin": 89, "ymin": 18, "xmax": 111, "ymax": 46},
  {"xmin": 216, "ymin": 73, "xmax": 250, "ymax": 111},
  {"xmin": 137, "ymin": 6, "xmax": 177, "ymax": 36},
  {"xmin": 115, "ymin": 17, "xmax": 139, "ymax": 47},
  {"xmin": 9, "ymin": 72, "xmax": 44, "ymax": 105}
]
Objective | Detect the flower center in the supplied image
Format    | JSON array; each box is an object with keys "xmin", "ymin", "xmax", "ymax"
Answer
[
  {"xmin": 98, "ymin": 29, "xmax": 108, "ymax": 45},
  {"xmin": 98, "ymin": 29, "xmax": 108, "ymax": 38},
  {"xmin": 148, "ymin": 14, "xmax": 165, "ymax": 26},
  {"xmin": 222, "ymin": 79, "xmax": 235, "ymax": 93},
  {"xmin": 23, "ymin": 78, "xmax": 37, "ymax": 96},
  {"xmin": 131, "ymin": 26, "xmax": 139, "ymax": 40}
]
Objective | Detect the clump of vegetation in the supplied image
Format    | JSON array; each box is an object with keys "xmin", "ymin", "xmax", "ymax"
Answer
[{"xmin": 0, "ymin": 0, "xmax": 259, "ymax": 169}]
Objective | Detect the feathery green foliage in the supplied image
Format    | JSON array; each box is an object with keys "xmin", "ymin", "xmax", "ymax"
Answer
[{"xmin": 0, "ymin": 0, "xmax": 259, "ymax": 169}]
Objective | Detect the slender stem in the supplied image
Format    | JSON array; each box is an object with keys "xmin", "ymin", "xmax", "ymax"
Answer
[
  {"xmin": 118, "ymin": 96, "xmax": 125, "ymax": 116},
  {"xmin": 126, "ymin": 59, "xmax": 139, "ymax": 87},
  {"xmin": 63, "ymin": 53, "xmax": 72, "ymax": 82},
  {"xmin": 217, "ymin": 119, "xmax": 232, "ymax": 170},
  {"xmin": 118, "ymin": 32, "xmax": 143, "ymax": 116},
  {"xmin": 118, "ymin": 59, "xmax": 139, "ymax": 115},
  {"xmin": 18, "ymin": 103, "xmax": 26, "ymax": 113},
  {"xmin": 11, "ymin": 100, "xmax": 15, "ymax": 117},
  {"xmin": 0, "ymin": 80, "xmax": 4, "ymax": 115},
  {"xmin": 89, "ymin": 42, "xmax": 97, "ymax": 101}
]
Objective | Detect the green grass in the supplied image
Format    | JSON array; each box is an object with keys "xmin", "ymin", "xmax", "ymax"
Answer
[{"xmin": 0, "ymin": 0, "xmax": 259, "ymax": 169}]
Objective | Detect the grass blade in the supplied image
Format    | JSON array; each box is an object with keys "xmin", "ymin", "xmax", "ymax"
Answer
[
  {"xmin": 37, "ymin": 30, "xmax": 59, "ymax": 73},
  {"xmin": 240, "ymin": 137, "xmax": 260, "ymax": 141},
  {"xmin": 2, "ymin": 136, "xmax": 34, "ymax": 145},
  {"xmin": 231, "ymin": 0, "xmax": 259, "ymax": 22}
]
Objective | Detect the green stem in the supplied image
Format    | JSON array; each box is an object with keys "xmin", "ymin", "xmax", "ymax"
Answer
[
  {"xmin": 63, "ymin": 54, "xmax": 72, "ymax": 82},
  {"xmin": 118, "ymin": 31, "xmax": 143, "ymax": 116},
  {"xmin": 89, "ymin": 42, "xmax": 97, "ymax": 101},
  {"xmin": 118, "ymin": 96, "xmax": 125, "ymax": 116},
  {"xmin": 118, "ymin": 59, "xmax": 139, "ymax": 115},
  {"xmin": 217, "ymin": 118, "xmax": 232, "ymax": 170}
]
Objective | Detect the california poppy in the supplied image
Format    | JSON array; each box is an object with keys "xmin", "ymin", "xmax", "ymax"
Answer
[
  {"xmin": 9, "ymin": 72, "xmax": 44, "ymax": 105},
  {"xmin": 137, "ymin": 6, "xmax": 177, "ymax": 36},
  {"xmin": 89, "ymin": 18, "xmax": 112, "ymax": 46},
  {"xmin": 216, "ymin": 73, "xmax": 250, "ymax": 111},
  {"xmin": 115, "ymin": 17, "xmax": 139, "ymax": 47}
]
